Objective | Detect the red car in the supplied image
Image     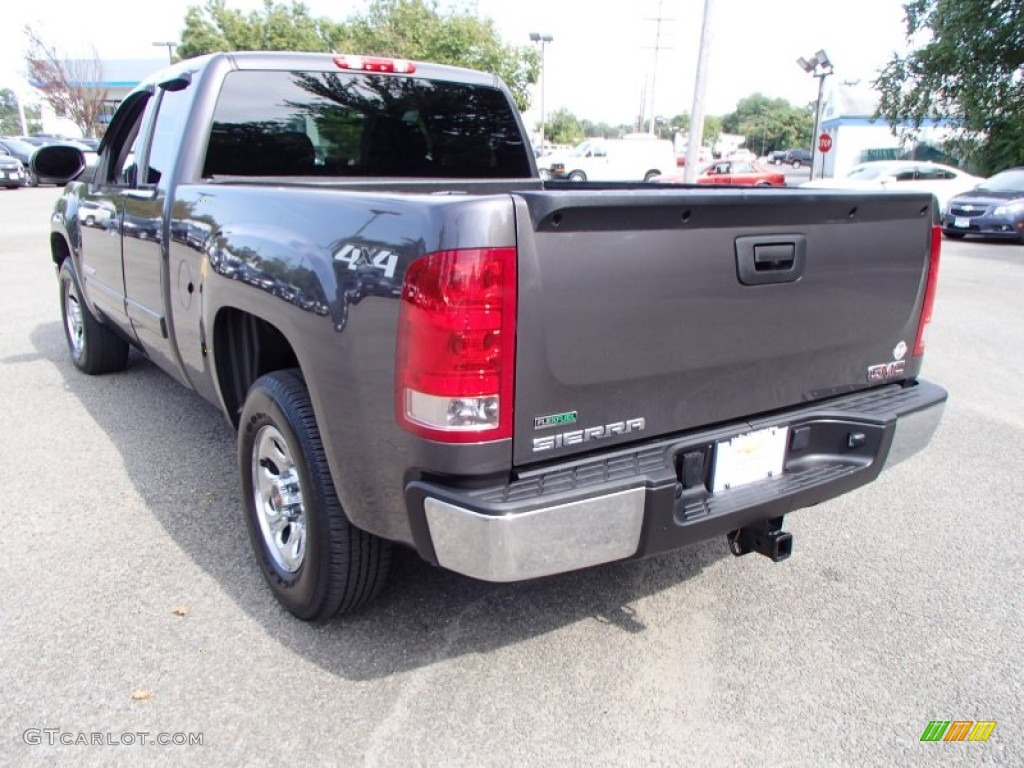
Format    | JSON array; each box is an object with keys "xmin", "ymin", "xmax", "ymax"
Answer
[{"xmin": 652, "ymin": 160, "xmax": 786, "ymax": 186}]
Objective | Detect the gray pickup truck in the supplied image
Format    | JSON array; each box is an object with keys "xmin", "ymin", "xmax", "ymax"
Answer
[{"xmin": 37, "ymin": 52, "xmax": 946, "ymax": 621}]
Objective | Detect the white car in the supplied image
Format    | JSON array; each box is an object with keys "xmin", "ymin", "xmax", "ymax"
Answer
[{"xmin": 801, "ymin": 161, "xmax": 983, "ymax": 209}]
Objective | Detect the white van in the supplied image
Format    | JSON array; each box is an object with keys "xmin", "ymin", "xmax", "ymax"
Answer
[{"xmin": 545, "ymin": 138, "xmax": 676, "ymax": 182}]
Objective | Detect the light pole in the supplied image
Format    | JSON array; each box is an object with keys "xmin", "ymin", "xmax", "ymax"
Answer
[
  {"xmin": 529, "ymin": 33, "xmax": 553, "ymax": 153},
  {"xmin": 797, "ymin": 49, "xmax": 833, "ymax": 179},
  {"xmin": 153, "ymin": 41, "xmax": 179, "ymax": 65}
]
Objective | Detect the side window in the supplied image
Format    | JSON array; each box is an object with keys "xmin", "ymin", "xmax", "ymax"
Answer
[
  {"xmin": 894, "ymin": 168, "xmax": 917, "ymax": 181},
  {"xmin": 100, "ymin": 93, "xmax": 153, "ymax": 187},
  {"xmin": 916, "ymin": 166, "xmax": 954, "ymax": 181},
  {"xmin": 143, "ymin": 84, "xmax": 195, "ymax": 189}
]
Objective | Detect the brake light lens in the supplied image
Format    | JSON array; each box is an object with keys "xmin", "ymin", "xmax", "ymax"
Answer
[
  {"xmin": 333, "ymin": 55, "xmax": 416, "ymax": 74},
  {"xmin": 396, "ymin": 248, "xmax": 517, "ymax": 442},
  {"xmin": 914, "ymin": 225, "xmax": 941, "ymax": 356}
]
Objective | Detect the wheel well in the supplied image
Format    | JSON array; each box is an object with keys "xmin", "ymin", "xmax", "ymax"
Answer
[
  {"xmin": 214, "ymin": 308, "xmax": 301, "ymax": 426},
  {"xmin": 51, "ymin": 233, "xmax": 70, "ymax": 266}
]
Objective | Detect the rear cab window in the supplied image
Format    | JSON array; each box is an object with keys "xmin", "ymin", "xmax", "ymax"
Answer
[{"xmin": 203, "ymin": 70, "xmax": 531, "ymax": 179}]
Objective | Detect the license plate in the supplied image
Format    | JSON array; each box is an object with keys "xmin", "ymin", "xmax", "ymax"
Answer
[
  {"xmin": 712, "ymin": 426, "xmax": 788, "ymax": 493},
  {"xmin": 954, "ymin": 216, "xmax": 971, "ymax": 228}
]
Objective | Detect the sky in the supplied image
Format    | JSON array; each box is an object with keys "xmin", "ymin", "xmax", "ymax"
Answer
[{"xmin": 1, "ymin": 0, "xmax": 913, "ymax": 125}]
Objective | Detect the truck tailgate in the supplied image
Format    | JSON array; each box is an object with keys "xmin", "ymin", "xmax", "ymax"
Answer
[{"xmin": 511, "ymin": 188, "xmax": 936, "ymax": 466}]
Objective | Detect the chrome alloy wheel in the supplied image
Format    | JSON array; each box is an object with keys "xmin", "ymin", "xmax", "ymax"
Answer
[
  {"xmin": 251, "ymin": 425, "xmax": 307, "ymax": 573},
  {"xmin": 64, "ymin": 280, "xmax": 85, "ymax": 357}
]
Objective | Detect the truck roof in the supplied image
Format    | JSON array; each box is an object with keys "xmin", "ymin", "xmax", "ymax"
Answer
[{"xmin": 136, "ymin": 50, "xmax": 504, "ymax": 94}]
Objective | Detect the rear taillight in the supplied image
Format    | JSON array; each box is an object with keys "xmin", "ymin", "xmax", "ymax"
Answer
[
  {"xmin": 333, "ymin": 55, "xmax": 416, "ymax": 74},
  {"xmin": 914, "ymin": 225, "xmax": 941, "ymax": 356},
  {"xmin": 396, "ymin": 248, "xmax": 517, "ymax": 442}
]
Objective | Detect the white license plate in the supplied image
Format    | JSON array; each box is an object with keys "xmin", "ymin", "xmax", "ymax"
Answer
[
  {"xmin": 954, "ymin": 216, "xmax": 971, "ymax": 228},
  {"xmin": 712, "ymin": 426, "xmax": 788, "ymax": 493}
]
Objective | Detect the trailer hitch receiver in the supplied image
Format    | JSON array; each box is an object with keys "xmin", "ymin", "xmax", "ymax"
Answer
[{"xmin": 727, "ymin": 517, "xmax": 793, "ymax": 562}]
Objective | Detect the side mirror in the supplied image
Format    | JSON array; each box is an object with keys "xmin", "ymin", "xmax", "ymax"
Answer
[{"xmin": 31, "ymin": 145, "xmax": 86, "ymax": 184}]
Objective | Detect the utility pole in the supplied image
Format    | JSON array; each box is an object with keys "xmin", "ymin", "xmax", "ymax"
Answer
[
  {"xmin": 645, "ymin": 0, "xmax": 674, "ymax": 135},
  {"xmin": 529, "ymin": 33, "xmax": 553, "ymax": 151},
  {"xmin": 684, "ymin": 0, "xmax": 715, "ymax": 181}
]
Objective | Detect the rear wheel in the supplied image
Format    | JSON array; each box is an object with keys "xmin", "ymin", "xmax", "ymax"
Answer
[
  {"xmin": 58, "ymin": 260, "xmax": 129, "ymax": 374},
  {"xmin": 791, "ymin": 160, "xmax": 802, "ymax": 169},
  {"xmin": 567, "ymin": 170, "xmax": 586, "ymax": 182},
  {"xmin": 239, "ymin": 370, "xmax": 391, "ymax": 621}
]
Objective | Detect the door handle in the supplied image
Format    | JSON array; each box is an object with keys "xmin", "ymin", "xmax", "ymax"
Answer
[{"xmin": 735, "ymin": 235, "xmax": 806, "ymax": 285}]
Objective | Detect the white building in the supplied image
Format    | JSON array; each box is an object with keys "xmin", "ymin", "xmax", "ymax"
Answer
[
  {"xmin": 29, "ymin": 58, "xmax": 165, "ymax": 137},
  {"xmin": 815, "ymin": 84, "xmax": 960, "ymax": 178}
]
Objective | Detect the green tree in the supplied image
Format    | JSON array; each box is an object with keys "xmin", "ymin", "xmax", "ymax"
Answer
[
  {"xmin": 581, "ymin": 119, "xmax": 621, "ymax": 138},
  {"xmin": 543, "ymin": 108, "xmax": 584, "ymax": 145},
  {"xmin": 178, "ymin": 0, "xmax": 339, "ymax": 58},
  {"xmin": 874, "ymin": 0, "xmax": 1024, "ymax": 174},
  {"xmin": 723, "ymin": 94, "xmax": 812, "ymax": 153},
  {"xmin": 178, "ymin": 0, "xmax": 539, "ymax": 112},
  {"xmin": 335, "ymin": 0, "xmax": 538, "ymax": 111},
  {"xmin": 0, "ymin": 88, "xmax": 41, "ymax": 134},
  {"xmin": 703, "ymin": 115, "xmax": 723, "ymax": 145},
  {"xmin": 667, "ymin": 113, "xmax": 722, "ymax": 145}
]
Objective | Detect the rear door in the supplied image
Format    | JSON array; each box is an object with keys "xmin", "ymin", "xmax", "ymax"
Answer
[
  {"xmin": 121, "ymin": 75, "xmax": 198, "ymax": 384},
  {"xmin": 510, "ymin": 188, "xmax": 935, "ymax": 466}
]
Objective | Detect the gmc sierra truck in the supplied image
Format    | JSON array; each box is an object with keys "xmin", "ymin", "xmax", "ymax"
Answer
[{"xmin": 37, "ymin": 52, "xmax": 947, "ymax": 621}]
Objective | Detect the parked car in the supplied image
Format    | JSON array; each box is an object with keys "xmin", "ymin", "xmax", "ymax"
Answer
[
  {"xmin": 801, "ymin": 160, "xmax": 983, "ymax": 209},
  {"xmin": 0, "ymin": 137, "xmax": 39, "ymax": 186},
  {"xmin": 37, "ymin": 51, "xmax": 946, "ymax": 621},
  {"xmin": 782, "ymin": 149, "xmax": 812, "ymax": 167},
  {"xmin": 768, "ymin": 150, "xmax": 788, "ymax": 165},
  {"xmin": 651, "ymin": 160, "xmax": 786, "ymax": 186},
  {"xmin": 0, "ymin": 150, "xmax": 27, "ymax": 188},
  {"xmin": 941, "ymin": 166, "xmax": 1024, "ymax": 243}
]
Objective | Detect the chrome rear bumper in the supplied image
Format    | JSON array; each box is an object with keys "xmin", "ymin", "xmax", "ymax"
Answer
[{"xmin": 411, "ymin": 380, "xmax": 947, "ymax": 582}]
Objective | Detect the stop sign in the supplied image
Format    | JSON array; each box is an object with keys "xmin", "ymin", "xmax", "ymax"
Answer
[{"xmin": 818, "ymin": 133, "xmax": 833, "ymax": 153}]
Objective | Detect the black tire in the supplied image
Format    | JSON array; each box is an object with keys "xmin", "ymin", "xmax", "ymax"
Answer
[
  {"xmin": 239, "ymin": 370, "xmax": 391, "ymax": 621},
  {"xmin": 58, "ymin": 260, "xmax": 130, "ymax": 374},
  {"xmin": 791, "ymin": 160, "xmax": 802, "ymax": 169},
  {"xmin": 567, "ymin": 170, "xmax": 586, "ymax": 182},
  {"xmin": 942, "ymin": 231, "xmax": 966, "ymax": 240}
]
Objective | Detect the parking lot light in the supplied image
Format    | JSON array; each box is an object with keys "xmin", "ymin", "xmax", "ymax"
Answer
[
  {"xmin": 798, "ymin": 49, "xmax": 833, "ymax": 179},
  {"xmin": 529, "ymin": 33, "xmax": 553, "ymax": 154}
]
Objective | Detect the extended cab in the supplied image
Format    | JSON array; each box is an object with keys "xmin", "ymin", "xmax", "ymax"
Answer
[{"xmin": 38, "ymin": 52, "xmax": 946, "ymax": 621}]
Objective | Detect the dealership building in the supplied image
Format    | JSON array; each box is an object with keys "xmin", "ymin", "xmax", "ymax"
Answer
[
  {"xmin": 30, "ymin": 58, "xmax": 165, "ymax": 137},
  {"xmin": 813, "ymin": 83, "xmax": 960, "ymax": 178}
]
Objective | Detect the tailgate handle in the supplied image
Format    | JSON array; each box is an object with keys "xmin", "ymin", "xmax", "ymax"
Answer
[{"xmin": 735, "ymin": 235, "xmax": 806, "ymax": 285}]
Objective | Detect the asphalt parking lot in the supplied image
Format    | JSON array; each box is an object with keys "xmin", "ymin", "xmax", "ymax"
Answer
[{"xmin": 1, "ymin": 186, "xmax": 1021, "ymax": 766}]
